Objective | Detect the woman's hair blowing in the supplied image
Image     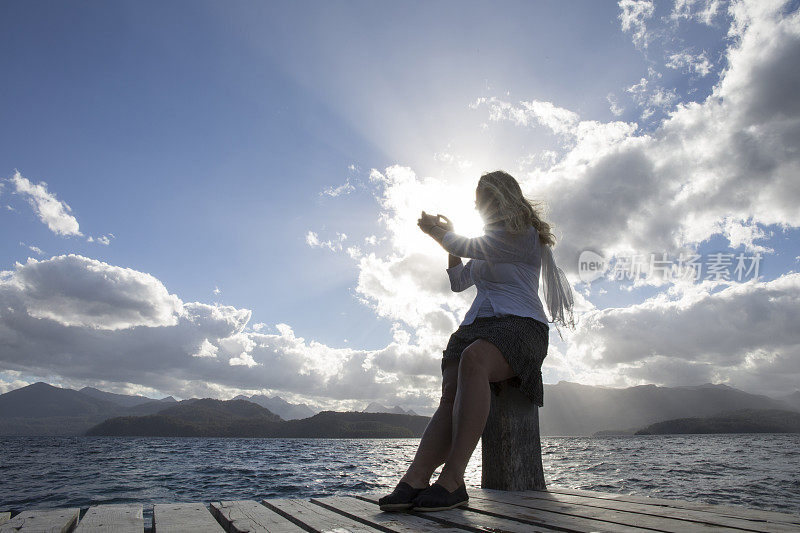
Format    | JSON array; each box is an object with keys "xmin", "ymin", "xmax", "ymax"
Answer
[
  {"xmin": 477, "ymin": 170, "xmax": 556, "ymax": 246},
  {"xmin": 478, "ymin": 170, "xmax": 575, "ymax": 338}
]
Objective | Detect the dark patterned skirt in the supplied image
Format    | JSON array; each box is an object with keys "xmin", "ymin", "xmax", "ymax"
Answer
[{"xmin": 441, "ymin": 315, "xmax": 550, "ymax": 406}]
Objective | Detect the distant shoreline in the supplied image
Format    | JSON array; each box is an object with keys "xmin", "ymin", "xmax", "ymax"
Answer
[
  {"xmin": 3, "ymin": 431, "xmax": 800, "ymax": 439},
  {"xmin": 633, "ymin": 408, "xmax": 800, "ymax": 435},
  {"xmin": 3, "ymin": 381, "xmax": 799, "ymax": 437}
]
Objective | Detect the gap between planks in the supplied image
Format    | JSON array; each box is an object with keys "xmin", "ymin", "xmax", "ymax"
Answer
[
  {"xmin": 356, "ymin": 492, "xmax": 657, "ymax": 533},
  {"xmin": 311, "ymin": 495, "xmax": 564, "ymax": 533},
  {"xmin": 358, "ymin": 489, "xmax": 800, "ymax": 533},
  {"xmin": 3, "ymin": 488, "xmax": 798, "ymax": 533},
  {"xmin": 470, "ymin": 489, "xmax": 793, "ymax": 533},
  {"xmin": 545, "ymin": 486, "xmax": 800, "ymax": 526}
]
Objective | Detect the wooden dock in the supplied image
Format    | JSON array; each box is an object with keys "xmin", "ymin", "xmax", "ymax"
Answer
[{"xmin": 2, "ymin": 487, "xmax": 799, "ymax": 532}]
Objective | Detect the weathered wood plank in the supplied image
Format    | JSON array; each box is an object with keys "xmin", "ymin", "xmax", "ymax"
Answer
[
  {"xmin": 478, "ymin": 488, "xmax": 800, "ymax": 533},
  {"xmin": 546, "ymin": 486, "xmax": 800, "ymax": 526},
  {"xmin": 74, "ymin": 504, "xmax": 143, "ymax": 532},
  {"xmin": 358, "ymin": 491, "xmax": 645, "ymax": 532},
  {"xmin": 152, "ymin": 503, "xmax": 224, "ymax": 533},
  {"xmin": 410, "ymin": 508, "xmax": 571, "ymax": 533},
  {"xmin": 209, "ymin": 500, "xmax": 305, "ymax": 533},
  {"xmin": 313, "ymin": 495, "xmax": 516, "ymax": 532},
  {"xmin": 0, "ymin": 508, "xmax": 79, "ymax": 533},
  {"xmin": 353, "ymin": 494, "xmax": 565, "ymax": 532},
  {"xmin": 262, "ymin": 498, "xmax": 381, "ymax": 532},
  {"xmin": 469, "ymin": 497, "xmax": 662, "ymax": 532},
  {"xmin": 470, "ymin": 488, "xmax": 770, "ymax": 532}
]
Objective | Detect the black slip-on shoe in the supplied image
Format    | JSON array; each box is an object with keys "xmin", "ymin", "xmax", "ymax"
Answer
[
  {"xmin": 378, "ymin": 480, "xmax": 431, "ymax": 511},
  {"xmin": 410, "ymin": 481, "xmax": 469, "ymax": 511}
]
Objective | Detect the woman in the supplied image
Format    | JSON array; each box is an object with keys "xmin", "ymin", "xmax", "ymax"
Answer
[{"xmin": 378, "ymin": 170, "xmax": 575, "ymax": 512}]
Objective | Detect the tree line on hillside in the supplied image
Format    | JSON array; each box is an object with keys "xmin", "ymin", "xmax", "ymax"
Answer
[{"xmin": 86, "ymin": 401, "xmax": 429, "ymax": 438}]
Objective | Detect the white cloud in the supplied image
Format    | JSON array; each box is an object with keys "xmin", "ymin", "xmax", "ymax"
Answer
[
  {"xmin": 666, "ymin": 50, "xmax": 714, "ymax": 76},
  {"xmin": 607, "ymin": 93, "xmax": 625, "ymax": 116},
  {"xmin": 0, "ymin": 254, "xmax": 442, "ymax": 412},
  {"xmin": 305, "ymin": 230, "xmax": 348, "ymax": 251},
  {"xmin": 19, "ymin": 242, "xmax": 44, "ymax": 256},
  {"xmin": 193, "ymin": 338, "xmax": 219, "ymax": 358},
  {"xmin": 1, "ymin": 255, "xmax": 183, "ymax": 330},
  {"xmin": 229, "ymin": 352, "xmax": 259, "ymax": 367},
  {"xmin": 321, "ymin": 178, "xmax": 356, "ymax": 197},
  {"xmin": 87, "ymin": 234, "xmax": 114, "ymax": 246},
  {"xmin": 626, "ymin": 76, "xmax": 649, "ymax": 98},
  {"xmin": 618, "ymin": 0, "xmax": 656, "ymax": 49},
  {"xmin": 305, "ymin": 230, "xmax": 321, "ymax": 247},
  {"xmin": 345, "ymin": 245, "xmax": 362, "ymax": 259},
  {"xmin": 9, "ymin": 171, "xmax": 82, "ymax": 237},
  {"xmin": 565, "ymin": 273, "xmax": 800, "ymax": 395},
  {"xmin": 717, "ymin": 216, "xmax": 774, "ymax": 253},
  {"xmin": 434, "ymin": 143, "xmax": 475, "ymax": 170},
  {"xmin": 649, "ymin": 86, "xmax": 679, "ymax": 108},
  {"xmin": 352, "ymin": 247, "xmax": 459, "ymax": 334},
  {"xmin": 467, "ymin": 0, "xmax": 800, "ymax": 272},
  {"xmin": 624, "ymin": 67, "xmax": 680, "ymax": 118},
  {"xmin": 471, "ymin": 96, "xmax": 580, "ymax": 137},
  {"xmin": 671, "ymin": 0, "xmax": 725, "ymax": 26},
  {"xmin": 0, "ymin": 378, "xmax": 31, "ymax": 394}
]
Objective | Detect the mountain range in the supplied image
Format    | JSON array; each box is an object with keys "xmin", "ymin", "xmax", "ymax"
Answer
[
  {"xmin": 779, "ymin": 390, "xmax": 800, "ymax": 411},
  {"xmin": 1, "ymin": 381, "xmax": 798, "ymax": 436},
  {"xmin": 362, "ymin": 401, "xmax": 419, "ymax": 416},
  {"xmin": 88, "ymin": 400, "xmax": 428, "ymax": 438},
  {"xmin": 232, "ymin": 394, "xmax": 315, "ymax": 420},
  {"xmin": 541, "ymin": 381, "xmax": 799, "ymax": 436},
  {"xmin": 0, "ymin": 382, "xmax": 176, "ymax": 435},
  {"xmin": 78, "ymin": 386, "xmax": 176, "ymax": 408},
  {"xmin": 634, "ymin": 408, "xmax": 800, "ymax": 435}
]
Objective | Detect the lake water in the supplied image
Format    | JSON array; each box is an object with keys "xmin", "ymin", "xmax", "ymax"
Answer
[{"xmin": 1, "ymin": 433, "xmax": 798, "ymax": 524}]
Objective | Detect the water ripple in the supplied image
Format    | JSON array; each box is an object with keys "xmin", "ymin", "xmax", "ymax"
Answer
[{"xmin": 0, "ymin": 434, "xmax": 798, "ymax": 524}]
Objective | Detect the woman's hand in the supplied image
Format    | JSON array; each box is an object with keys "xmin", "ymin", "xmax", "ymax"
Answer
[
  {"xmin": 436, "ymin": 214, "xmax": 454, "ymax": 232},
  {"xmin": 417, "ymin": 211, "xmax": 439, "ymax": 235}
]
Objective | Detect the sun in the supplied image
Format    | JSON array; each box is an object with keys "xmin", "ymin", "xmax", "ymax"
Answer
[{"xmin": 442, "ymin": 199, "xmax": 486, "ymax": 238}]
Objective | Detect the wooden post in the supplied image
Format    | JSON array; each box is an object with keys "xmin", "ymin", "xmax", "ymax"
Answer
[{"xmin": 481, "ymin": 381, "xmax": 546, "ymax": 490}]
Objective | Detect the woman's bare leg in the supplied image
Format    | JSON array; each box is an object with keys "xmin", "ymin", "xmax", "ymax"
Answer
[
  {"xmin": 399, "ymin": 359, "xmax": 459, "ymax": 489},
  {"xmin": 436, "ymin": 339, "xmax": 516, "ymax": 492}
]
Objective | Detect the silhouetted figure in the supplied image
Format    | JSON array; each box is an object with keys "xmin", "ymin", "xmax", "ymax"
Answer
[{"xmin": 378, "ymin": 170, "xmax": 575, "ymax": 512}]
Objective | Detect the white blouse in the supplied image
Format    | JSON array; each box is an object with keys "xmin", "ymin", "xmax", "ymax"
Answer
[{"xmin": 442, "ymin": 224, "xmax": 550, "ymax": 328}]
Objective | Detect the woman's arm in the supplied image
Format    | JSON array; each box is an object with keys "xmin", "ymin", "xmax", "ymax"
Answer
[
  {"xmin": 432, "ymin": 227, "xmax": 519, "ymax": 262},
  {"xmin": 448, "ymin": 253, "xmax": 461, "ymax": 268},
  {"xmin": 446, "ymin": 258, "xmax": 475, "ymax": 292},
  {"xmin": 421, "ymin": 211, "xmax": 515, "ymax": 261},
  {"xmin": 428, "ymin": 225, "xmax": 449, "ymax": 244},
  {"xmin": 419, "ymin": 214, "xmax": 471, "ymax": 289}
]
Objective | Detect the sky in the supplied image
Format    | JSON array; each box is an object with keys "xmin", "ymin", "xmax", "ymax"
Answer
[{"xmin": 1, "ymin": 0, "xmax": 798, "ymax": 415}]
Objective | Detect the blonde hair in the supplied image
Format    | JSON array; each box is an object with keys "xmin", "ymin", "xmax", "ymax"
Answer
[{"xmin": 477, "ymin": 170, "xmax": 556, "ymax": 246}]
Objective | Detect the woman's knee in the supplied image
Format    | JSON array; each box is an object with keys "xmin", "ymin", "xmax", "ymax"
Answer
[
  {"xmin": 458, "ymin": 344, "xmax": 488, "ymax": 375},
  {"xmin": 459, "ymin": 340, "xmax": 515, "ymax": 381}
]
